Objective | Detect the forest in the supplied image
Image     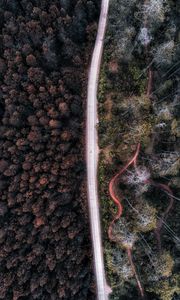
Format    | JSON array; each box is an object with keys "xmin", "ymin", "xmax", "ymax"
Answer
[
  {"xmin": 98, "ymin": 0, "xmax": 180, "ymax": 299},
  {"xmin": 0, "ymin": 1, "xmax": 100, "ymax": 299}
]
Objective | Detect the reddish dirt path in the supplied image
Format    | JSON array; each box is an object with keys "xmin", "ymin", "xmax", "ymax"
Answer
[
  {"xmin": 108, "ymin": 144, "xmax": 144, "ymax": 298},
  {"xmin": 108, "ymin": 143, "xmax": 174, "ymax": 297},
  {"xmin": 108, "ymin": 144, "xmax": 140, "ymax": 241}
]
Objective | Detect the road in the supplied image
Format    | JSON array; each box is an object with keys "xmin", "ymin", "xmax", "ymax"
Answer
[{"xmin": 86, "ymin": 1, "xmax": 111, "ymax": 300}]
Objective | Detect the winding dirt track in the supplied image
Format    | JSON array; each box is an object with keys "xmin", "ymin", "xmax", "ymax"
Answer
[{"xmin": 86, "ymin": 0, "xmax": 110, "ymax": 299}]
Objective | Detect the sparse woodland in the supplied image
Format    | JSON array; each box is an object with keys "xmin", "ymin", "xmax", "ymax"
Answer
[
  {"xmin": 0, "ymin": 1, "xmax": 100, "ymax": 299},
  {"xmin": 98, "ymin": 0, "xmax": 180, "ymax": 299}
]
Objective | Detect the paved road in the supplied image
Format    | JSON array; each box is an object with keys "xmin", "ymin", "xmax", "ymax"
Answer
[{"xmin": 86, "ymin": 1, "xmax": 110, "ymax": 300}]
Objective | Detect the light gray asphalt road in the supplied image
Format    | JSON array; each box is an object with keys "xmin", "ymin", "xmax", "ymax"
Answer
[{"xmin": 86, "ymin": 1, "xmax": 111, "ymax": 300}]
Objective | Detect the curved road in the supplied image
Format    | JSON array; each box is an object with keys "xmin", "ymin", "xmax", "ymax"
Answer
[{"xmin": 86, "ymin": 1, "xmax": 110, "ymax": 299}]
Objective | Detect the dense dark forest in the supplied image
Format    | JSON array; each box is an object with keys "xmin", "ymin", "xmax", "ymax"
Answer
[{"xmin": 0, "ymin": 1, "xmax": 100, "ymax": 299}]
